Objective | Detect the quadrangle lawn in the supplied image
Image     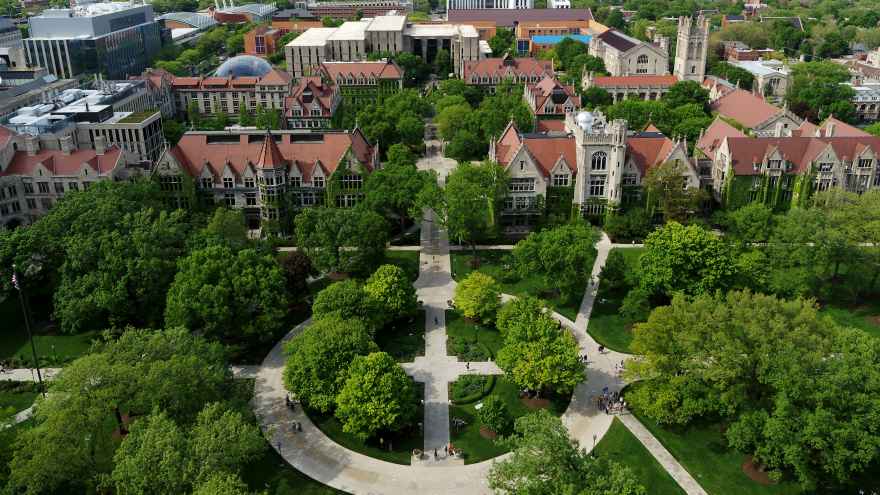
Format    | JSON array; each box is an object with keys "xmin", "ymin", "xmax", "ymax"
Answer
[
  {"xmin": 587, "ymin": 247, "xmax": 645, "ymax": 353},
  {"xmin": 450, "ymin": 250, "xmax": 584, "ymax": 322}
]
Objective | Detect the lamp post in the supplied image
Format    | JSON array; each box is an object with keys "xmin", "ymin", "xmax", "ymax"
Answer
[{"xmin": 12, "ymin": 264, "xmax": 46, "ymax": 398}]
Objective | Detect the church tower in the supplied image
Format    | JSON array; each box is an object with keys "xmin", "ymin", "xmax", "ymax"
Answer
[{"xmin": 673, "ymin": 15, "xmax": 710, "ymax": 82}]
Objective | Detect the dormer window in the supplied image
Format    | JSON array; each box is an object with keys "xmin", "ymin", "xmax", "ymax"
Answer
[
  {"xmin": 818, "ymin": 162, "xmax": 834, "ymax": 172},
  {"xmin": 313, "ymin": 176, "xmax": 325, "ymax": 188},
  {"xmin": 768, "ymin": 159, "xmax": 782, "ymax": 169},
  {"xmin": 223, "ymin": 177, "xmax": 234, "ymax": 189},
  {"xmin": 200, "ymin": 178, "xmax": 213, "ymax": 189},
  {"xmin": 859, "ymin": 158, "xmax": 872, "ymax": 168}
]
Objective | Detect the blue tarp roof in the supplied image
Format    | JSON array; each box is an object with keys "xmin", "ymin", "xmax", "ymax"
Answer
[{"xmin": 531, "ymin": 34, "xmax": 592, "ymax": 45}]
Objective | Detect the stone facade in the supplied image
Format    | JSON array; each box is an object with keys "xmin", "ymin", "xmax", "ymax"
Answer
[
  {"xmin": 589, "ymin": 29, "xmax": 668, "ymax": 77},
  {"xmin": 673, "ymin": 15, "xmax": 709, "ymax": 82}
]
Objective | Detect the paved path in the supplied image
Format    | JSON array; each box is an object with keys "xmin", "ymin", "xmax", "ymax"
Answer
[
  {"xmin": 619, "ymin": 413, "xmax": 708, "ymax": 495},
  {"xmin": 0, "ymin": 368, "xmax": 60, "ymax": 382}
]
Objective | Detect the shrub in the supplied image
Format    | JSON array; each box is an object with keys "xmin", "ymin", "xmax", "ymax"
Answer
[
  {"xmin": 477, "ymin": 395, "xmax": 513, "ymax": 435},
  {"xmin": 451, "ymin": 375, "xmax": 495, "ymax": 404},
  {"xmin": 620, "ymin": 287, "xmax": 651, "ymax": 323}
]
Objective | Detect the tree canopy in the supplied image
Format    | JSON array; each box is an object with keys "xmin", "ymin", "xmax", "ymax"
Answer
[
  {"xmin": 489, "ymin": 410, "xmax": 645, "ymax": 495},
  {"xmin": 454, "ymin": 272, "xmax": 502, "ymax": 325},
  {"xmin": 295, "ymin": 207, "xmax": 389, "ymax": 274},
  {"xmin": 628, "ymin": 290, "xmax": 880, "ymax": 489},
  {"xmin": 283, "ymin": 316, "xmax": 377, "ymax": 412},
  {"xmin": 785, "ymin": 61, "xmax": 856, "ymax": 123},
  {"xmin": 165, "ymin": 244, "xmax": 288, "ymax": 345},
  {"xmin": 638, "ymin": 221, "xmax": 735, "ymax": 297},
  {"xmin": 512, "ymin": 222, "xmax": 598, "ymax": 301},
  {"xmin": 334, "ymin": 352, "xmax": 417, "ymax": 441}
]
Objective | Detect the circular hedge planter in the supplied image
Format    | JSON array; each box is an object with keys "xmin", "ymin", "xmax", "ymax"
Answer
[{"xmin": 450, "ymin": 375, "xmax": 496, "ymax": 405}]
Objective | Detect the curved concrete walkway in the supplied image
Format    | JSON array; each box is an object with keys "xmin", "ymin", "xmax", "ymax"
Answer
[{"xmin": 249, "ymin": 220, "xmax": 666, "ymax": 494}]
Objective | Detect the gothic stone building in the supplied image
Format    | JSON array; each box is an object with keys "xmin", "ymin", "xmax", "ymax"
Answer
[
  {"xmin": 490, "ymin": 110, "xmax": 696, "ymax": 228},
  {"xmin": 697, "ymin": 118, "xmax": 880, "ymax": 210},
  {"xmin": 155, "ymin": 128, "xmax": 378, "ymax": 231}
]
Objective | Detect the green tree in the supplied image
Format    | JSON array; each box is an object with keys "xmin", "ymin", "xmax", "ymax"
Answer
[
  {"xmin": 111, "ymin": 410, "xmax": 189, "ymax": 495},
  {"xmin": 6, "ymin": 328, "xmax": 229, "ymax": 494},
  {"xmin": 496, "ymin": 296, "xmax": 545, "ymax": 336},
  {"xmin": 639, "ymin": 222, "xmax": 736, "ymax": 297},
  {"xmin": 295, "ymin": 207, "xmax": 389, "ymax": 274},
  {"xmin": 187, "ymin": 100, "xmax": 201, "ymax": 127},
  {"xmin": 489, "ymin": 410, "xmax": 645, "ymax": 495},
  {"xmin": 600, "ymin": 249, "xmax": 629, "ymax": 293},
  {"xmin": 603, "ymin": 208, "xmax": 653, "ymax": 242},
  {"xmin": 662, "ymin": 80, "xmax": 710, "ymax": 110},
  {"xmin": 582, "ymin": 86, "xmax": 613, "ymax": 109},
  {"xmin": 395, "ymin": 52, "xmax": 431, "ymax": 85},
  {"xmin": 364, "ymin": 162, "xmax": 435, "ymax": 230},
  {"xmin": 165, "ymin": 244, "xmax": 288, "ymax": 344},
  {"xmin": 643, "ymin": 161, "xmax": 705, "ymax": 222},
  {"xmin": 512, "ymin": 222, "xmax": 598, "ymax": 301},
  {"xmin": 335, "ymin": 352, "xmax": 417, "ymax": 441},
  {"xmin": 283, "ymin": 316, "xmax": 377, "ymax": 412},
  {"xmin": 187, "ymin": 402, "xmax": 264, "ymax": 481},
  {"xmin": 866, "ymin": 121, "xmax": 880, "ymax": 136},
  {"xmin": 237, "ymin": 104, "xmax": 255, "ymax": 127},
  {"xmin": 163, "ymin": 119, "xmax": 186, "ymax": 145},
  {"xmin": 708, "ymin": 61, "xmax": 754, "ymax": 91},
  {"xmin": 629, "ymin": 291, "xmax": 880, "ymax": 489},
  {"xmin": 496, "ymin": 313, "xmax": 584, "ymax": 395},
  {"xmin": 363, "ymin": 264, "xmax": 418, "ymax": 325},
  {"xmin": 54, "ymin": 208, "xmax": 189, "ymax": 333},
  {"xmin": 725, "ymin": 202, "xmax": 774, "ymax": 243},
  {"xmin": 619, "ymin": 287, "xmax": 651, "ymax": 323},
  {"xmin": 434, "ymin": 48, "xmax": 453, "ymax": 77},
  {"xmin": 202, "ymin": 207, "xmax": 248, "ymax": 248},
  {"xmin": 445, "ymin": 129, "xmax": 487, "ymax": 163},
  {"xmin": 786, "ymin": 61, "xmax": 856, "ymax": 123},
  {"xmin": 454, "ymin": 272, "xmax": 501, "ymax": 325},
  {"xmin": 278, "ymin": 251, "xmax": 315, "ymax": 299},
  {"xmin": 489, "ymin": 28, "xmax": 516, "ymax": 56},
  {"xmin": 436, "ymin": 103, "xmax": 473, "ymax": 142},
  {"xmin": 441, "ymin": 161, "xmax": 509, "ymax": 250},
  {"xmin": 385, "ymin": 143, "xmax": 418, "ymax": 167},
  {"xmin": 225, "ymin": 33, "xmax": 245, "ymax": 55},
  {"xmin": 312, "ymin": 279, "xmax": 372, "ymax": 325},
  {"xmin": 477, "ymin": 395, "xmax": 513, "ymax": 435},
  {"xmin": 192, "ymin": 473, "xmax": 251, "ymax": 495}
]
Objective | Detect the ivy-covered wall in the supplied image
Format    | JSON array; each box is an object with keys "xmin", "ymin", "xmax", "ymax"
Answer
[{"xmin": 721, "ymin": 170, "xmax": 813, "ymax": 211}]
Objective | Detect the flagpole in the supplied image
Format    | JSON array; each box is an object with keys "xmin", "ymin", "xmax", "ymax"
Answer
[{"xmin": 12, "ymin": 264, "xmax": 46, "ymax": 398}]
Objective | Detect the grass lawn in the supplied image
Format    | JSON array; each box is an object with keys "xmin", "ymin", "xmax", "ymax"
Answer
[
  {"xmin": 375, "ymin": 310, "xmax": 426, "ymax": 362},
  {"xmin": 242, "ymin": 447, "xmax": 345, "ymax": 495},
  {"xmin": 587, "ymin": 248, "xmax": 645, "ymax": 353},
  {"xmin": 0, "ymin": 382, "xmax": 40, "ymax": 423},
  {"xmin": 627, "ymin": 400, "xmax": 806, "ymax": 495},
  {"xmin": 383, "ymin": 250, "xmax": 421, "ymax": 282},
  {"xmin": 593, "ymin": 418, "xmax": 685, "ymax": 495},
  {"xmin": 448, "ymin": 376, "xmax": 570, "ymax": 464},
  {"xmin": 445, "ymin": 310, "xmax": 504, "ymax": 361},
  {"xmin": 450, "ymin": 250, "xmax": 583, "ymax": 321},
  {"xmin": 820, "ymin": 300, "xmax": 880, "ymax": 339},
  {"xmin": 305, "ymin": 382, "xmax": 424, "ymax": 465},
  {"xmin": 0, "ymin": 298, "xmax": 98, "ymax": 368}
]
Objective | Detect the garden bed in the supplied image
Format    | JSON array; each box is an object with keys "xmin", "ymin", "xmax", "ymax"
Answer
[
  {"xmin": 450, "ymin": 250, "xmax": 583, "ymax": 321},
  {"xmin": 448, "ymin": 377, "xmax": 570, "ymax": 464},
  {"xmin": 445, "ymin": 310, "xmax": 503, "ymax": 361}
]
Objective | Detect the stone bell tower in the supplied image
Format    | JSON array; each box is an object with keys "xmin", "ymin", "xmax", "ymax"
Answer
[{"xmin": 673, "ymin": 15, "xmax": 710, "ymax": 82}]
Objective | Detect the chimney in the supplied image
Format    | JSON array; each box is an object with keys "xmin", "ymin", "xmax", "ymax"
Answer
[
  {"xmin": 24, "ymin": 135, "xmax": 39, "ymax": 156},
  {"xmin": 59, "ymin": 135, "xmax": 74, "ymax": 155},
  {"xmin": 94, "ymin": 135, "xmax": 106, "ymax": 156}
]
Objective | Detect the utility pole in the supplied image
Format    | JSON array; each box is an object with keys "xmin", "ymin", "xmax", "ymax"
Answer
[{"xmin": 12, "ymin": 264, "xmax": 46, "ymax": 398}]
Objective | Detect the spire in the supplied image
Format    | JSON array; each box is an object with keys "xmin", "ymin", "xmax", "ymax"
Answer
[{"xmin": 255, "ymin": 129, "xmax": 285, "ymax": 169}]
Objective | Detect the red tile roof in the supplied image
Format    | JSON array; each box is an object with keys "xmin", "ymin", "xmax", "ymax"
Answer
[
  {"xmin": 1, "ymin": 147, "xmax": 123, "ymax": 177},
  {"xmin": 286, "ymin": 76, "xmax": 337, "ymax": 118},
  {"xmin": 169, "ymin": 130, "xmax": 375, "ymax": 183},
  {"xmin": 320, "ymin": 61, "xmax": 403, "ymax": 81},
  {"xmin": 528, "ymin": 76, "xmax": 580, "ymax": 115},
  {"xmin": 626, "ymin": 132, "xmax": 675, "ymax": 176},
  {"xmin": 709, "ymin": 89, "xmax": 783, "ymax": 128},
  {"xmin": 697, "ymin": 117, "xmax": 746, "ymax": 159},
  {"xmin": 171, "ymin": 69, "xmax": 291, "ymax": 90},
  {"xmin": 493, "ymin": 122, "xmax": 576, "ymax": 177},
  {"xmin": 463, "ymin": 56, "xmax": 553, "ymax": 83},
  {"xmin": 591, "ymin": 74, "xmax": 678, "ymax": 87},
  {"xmin": 724, "ymin": 136, "xmax": 880, "ymax": 175},
  {"xmin": 536, "ymin": 119, "xmax": 566, "ymax": 133}
]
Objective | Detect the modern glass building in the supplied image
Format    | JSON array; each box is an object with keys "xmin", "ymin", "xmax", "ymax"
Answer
[{"xmin": 23, "ymin": 3, "xmax": 162, "ymax": 80}]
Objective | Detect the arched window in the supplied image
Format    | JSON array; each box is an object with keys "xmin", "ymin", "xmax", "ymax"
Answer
[
  {"xmin": 591, "ymin": 151, "xmax": 607, "ymax": 171},
  {"xmin": 637, "ymin": 54, "xmax": 648, "ymax": 64}
]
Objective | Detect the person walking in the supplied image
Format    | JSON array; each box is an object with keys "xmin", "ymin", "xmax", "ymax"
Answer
[
  {"xmin": 434, "ymin": 448, "xmax": 438, "ymax": 460},
  {"xmin": 465, "ymin": 362, "xmax": 470, "ymax": 370}
]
